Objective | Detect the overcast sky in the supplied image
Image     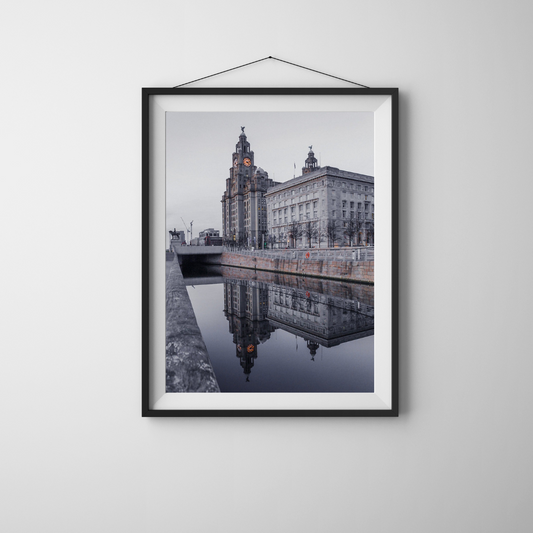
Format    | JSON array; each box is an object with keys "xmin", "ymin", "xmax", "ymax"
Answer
[{"xmin": 166, "ymin": 111, "xmax": 373, "ymax": 242}]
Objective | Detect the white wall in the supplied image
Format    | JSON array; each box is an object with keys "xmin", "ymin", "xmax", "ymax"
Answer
[{"xmin": 2, "ymin": 1, "xmax": 532, "ymax": 532}]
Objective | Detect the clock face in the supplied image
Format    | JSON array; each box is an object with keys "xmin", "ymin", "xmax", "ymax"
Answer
[
  {"xmin": 243, "ymin": 157, "xmax": 251, "ymax": 167},
  {"xmin": 233, "ymin": 159, "xmax": 238, "ymax": 167}
]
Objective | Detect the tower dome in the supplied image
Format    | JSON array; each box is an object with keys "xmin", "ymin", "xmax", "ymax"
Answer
[{"xmin": 302, "ymin": 145, "xmax": 319, "ymax": 174}]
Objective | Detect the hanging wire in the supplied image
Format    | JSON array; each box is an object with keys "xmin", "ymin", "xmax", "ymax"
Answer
[{"xmin": 173, "ymin": 56, "xmax": 370, "ymax": 88}]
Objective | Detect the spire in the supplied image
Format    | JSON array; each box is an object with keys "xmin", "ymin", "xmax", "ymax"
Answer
[{"xmin": 235, "ymin": 127, "xmax": 250, "ymax": 155}]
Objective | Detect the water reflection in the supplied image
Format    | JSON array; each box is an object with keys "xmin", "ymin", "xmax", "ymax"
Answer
[
  {"xmin": 223, "ymin": 279, "xmax": 275, "ymax": 381},
  {"xmin": 182, "ymin": 265, "xmax": 374, "ymax": 392}
]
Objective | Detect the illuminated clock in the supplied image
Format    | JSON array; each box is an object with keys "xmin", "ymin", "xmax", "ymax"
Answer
[
  {"xmin": 233, "ymin": 159, "xmax": 238, "ymax": 167},
  {"xmin": 243, "ymin": 157, "xmax": 251, "ymax": 167}
]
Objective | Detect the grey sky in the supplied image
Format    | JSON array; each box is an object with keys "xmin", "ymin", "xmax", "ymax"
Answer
[{"xmin": 166, "ymin": 111, "xmax": 373, "ymax": 242}]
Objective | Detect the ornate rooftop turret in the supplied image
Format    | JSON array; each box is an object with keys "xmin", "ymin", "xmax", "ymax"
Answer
[{"xmin": 302, "ymin": 145, "xmax": 319, "ymax": 174}]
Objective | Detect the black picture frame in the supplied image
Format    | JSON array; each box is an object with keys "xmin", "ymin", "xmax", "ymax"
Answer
[{"xmin": 142, "ymin": 87, "xmax": 398, "ymax": 417}]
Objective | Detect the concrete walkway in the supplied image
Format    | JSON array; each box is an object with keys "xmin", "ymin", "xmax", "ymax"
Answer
[{"xmin": 166, "ymin": 258, "xmax": 220, "ymax": 393}]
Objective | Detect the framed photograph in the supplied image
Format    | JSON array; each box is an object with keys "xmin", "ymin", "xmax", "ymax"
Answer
[{"xmin": 142, "ymin": 87, "xmax": 398, "ymax": 416}]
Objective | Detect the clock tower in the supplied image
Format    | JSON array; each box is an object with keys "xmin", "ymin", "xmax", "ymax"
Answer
[
  {"xmin": 222, "ymin": 128, "xmax": 280, "ymax": 246},
  {"xmin": 222, "ymin": 127, "xmax": 256, "ymax": 243},
  {"xmin": 231, "ymin": 126, "xmax": 256, "ymax": 183}
]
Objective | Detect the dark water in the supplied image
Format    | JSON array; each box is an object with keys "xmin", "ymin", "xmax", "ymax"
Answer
[{"xmin": 183, "ymin": 265, "xmax": 374, "ymax": 393}]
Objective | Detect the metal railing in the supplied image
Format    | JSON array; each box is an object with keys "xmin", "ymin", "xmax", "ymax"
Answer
[{"xmin": 222, "ymin": 246, "xmax": 374, "ymax": 262}]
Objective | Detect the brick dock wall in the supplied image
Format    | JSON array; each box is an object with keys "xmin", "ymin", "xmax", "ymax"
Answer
[
  {"xmin": 220, "ymin": 252, "xmax": 374, "ymax": 284},
  {"xmin": 166, "ymin": 259, "xmax": 220, "ymax": 392}
]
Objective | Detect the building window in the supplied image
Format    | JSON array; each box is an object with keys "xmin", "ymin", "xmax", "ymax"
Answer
[{"xmin": 342, "ymin": 210, "xmax": 346, "ymax": 218}]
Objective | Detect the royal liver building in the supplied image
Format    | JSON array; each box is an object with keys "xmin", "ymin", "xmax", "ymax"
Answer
[{"xmin": 221, "ymin": 128, "xmax": 280, "ymax": 247}]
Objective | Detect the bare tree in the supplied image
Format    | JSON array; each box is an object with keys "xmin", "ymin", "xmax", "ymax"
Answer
[
  {"xmin": 301, "ymin": 220, "xmax": 316, "ymax": 248},
  {"xmin": 344, "ymin": 218, "xmax": 358, "ymax": 246},
  {"xmin": 326, "ymin": 220, "xmax": 338, "ymax": 247},
  {"xmin": 315, "ymin": 223, "xmax": 328, "ymax": 249},
  {"xmin": 344, "ymin": 215, "xmax": 366, "ymax": 246},
  {"xmin": 288, "ymin": 221, "xmax": 302, "ymax": 248},
  {"xmin": 366, "ymin": 221, "xmax": 374, "ymax": 245}
]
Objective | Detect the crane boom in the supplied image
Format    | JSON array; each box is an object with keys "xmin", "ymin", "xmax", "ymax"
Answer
[{"xmin": 180, "ymin": 217, "xmax": 193, "ymax": 245}]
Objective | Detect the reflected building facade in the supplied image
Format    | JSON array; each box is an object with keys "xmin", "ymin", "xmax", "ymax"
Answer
[
  {"xmin": 267, "ymin": 285, "xmax": 374, "ymax": 347},
  {"xmin": 222, "ymin": 268, "xmax": 374, "ymax": 374},
  {"xmin": 223, "ymin": 280, "xmax": 276, "ymax": 379}
]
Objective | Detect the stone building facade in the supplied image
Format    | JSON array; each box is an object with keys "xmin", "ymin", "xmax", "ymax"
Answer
[
  {"xmin": 265, "ymin": 148, "xmax": 374, "ymax": 248},
  {"xmin": 199, "ymin": 228, "xmax": 220, "ymax": 239},
  {"xmin": 221, "ymin": 128, "xmax": 280, "ymax": 248},
  {"xmin": 190, "ymin": 228, "xmax": 221, "ymax": 246}
]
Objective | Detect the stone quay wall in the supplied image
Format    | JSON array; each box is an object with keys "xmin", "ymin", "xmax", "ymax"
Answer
[
  {"xmin": 220, "ymin": 265, "xmax": 374, "ymax": 307},
  {"xmin": 220, "ymin": 251, "xmax": 374, "ymax": 284},
  {"xmin": 166, "ymin": 259, "xmax": 220, "ymax": 393}
]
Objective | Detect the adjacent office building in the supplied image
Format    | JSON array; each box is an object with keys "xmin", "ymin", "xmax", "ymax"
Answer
[{"xmin": 265, "ymin": 148, "xmax": 374, "ymax": 248}]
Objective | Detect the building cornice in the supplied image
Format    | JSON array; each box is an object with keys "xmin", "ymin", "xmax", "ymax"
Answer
[{"xmin": 264, "ymin": 166, "xmax": 374, "ymax": 196}]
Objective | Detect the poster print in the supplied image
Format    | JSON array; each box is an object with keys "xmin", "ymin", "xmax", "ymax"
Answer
[{"xmin": 142, "ymin": 88, "xmax": 398, "ymax": 416}]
